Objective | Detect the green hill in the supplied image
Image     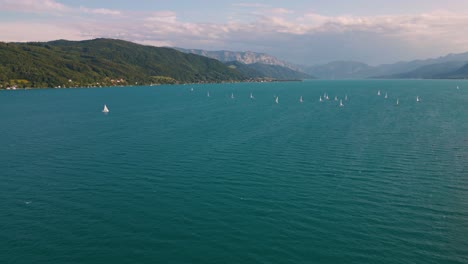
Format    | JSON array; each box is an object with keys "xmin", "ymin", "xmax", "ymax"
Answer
[{"xmin": 0, "ymin": 38, "xmax": 246, "ymax": 88}]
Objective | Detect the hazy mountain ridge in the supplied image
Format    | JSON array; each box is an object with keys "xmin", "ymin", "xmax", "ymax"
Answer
[
  {"xmin": 175, "ymin": 48, "xmax": 302, "ymax": 71},
  {"xmin": 225, "ymin": 61, "xmax": 313, "ymax": 80},
  {"xmin": 437, "ymin": 63, "xmax": 468, "ymax": 79},
  {"xmin": 303, "ymin": 61, "xmax": 372, "ymax": 79},
  {"xmin": 305, "ymin": 52, "xmax": 468, "ymax": 79},
  {"xmin": 376, "ymin": 61, "xmax": 468, "ymax": 79}
]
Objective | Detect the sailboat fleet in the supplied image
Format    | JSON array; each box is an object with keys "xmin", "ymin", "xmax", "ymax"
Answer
[
  {"xmin": 102, "ymin": 86, "xmax": 428, "ymax": 113},
  {"xmin": 188, "ymin": 88, "xmax": 421, "ymax": 107},
  {"xmin": 102, "ymin": 86, "xmax": 429, "ymax": 113}
]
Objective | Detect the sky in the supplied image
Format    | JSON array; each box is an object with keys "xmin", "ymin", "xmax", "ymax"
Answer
[{"xmin": 1, "ymin": 0, "xmax": 468, "ymax": 65}]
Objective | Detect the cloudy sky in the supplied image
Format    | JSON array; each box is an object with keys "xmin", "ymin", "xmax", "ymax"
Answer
[{"xmin": 2, "ymin": 0, "xmax": 468, "ymax": 65}]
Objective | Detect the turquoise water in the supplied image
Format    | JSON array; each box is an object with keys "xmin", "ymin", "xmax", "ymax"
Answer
[{"xmin": 0, "ymin": 80, "xmax": 467, "ymax": 264}]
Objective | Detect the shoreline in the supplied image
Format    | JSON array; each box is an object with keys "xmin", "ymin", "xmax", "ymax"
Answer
[{"xmin": 0, "ymin": 79, "xmax": 306, "ymax": 91}]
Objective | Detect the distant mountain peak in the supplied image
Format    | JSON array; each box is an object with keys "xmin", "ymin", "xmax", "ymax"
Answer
[{"xmin": 174, "ymin": 48, "xmax": 302, "ymax": 72}]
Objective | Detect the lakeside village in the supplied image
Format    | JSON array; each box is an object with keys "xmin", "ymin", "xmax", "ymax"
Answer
[{"xmin": 0, "ymin": 76, "xmax": 293, "ymax": 90}]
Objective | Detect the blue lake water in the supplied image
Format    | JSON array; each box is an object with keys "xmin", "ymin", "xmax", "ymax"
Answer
[{"xmin": 0, "ymin": 80, "xmax": 467, "ymax": 263}]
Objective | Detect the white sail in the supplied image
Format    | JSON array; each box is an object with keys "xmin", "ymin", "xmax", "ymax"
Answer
[
  {"xmin": 377, "ymin": 90, "xmax": 381, "ymax": 96},
  {"xmin": 102, "ymin": 104, "xmax": 109, "ymax": 113},
  {"xmin": 207, "ymin": 91, "xmax": 210, "ymax": 97},
  {"xmin": 396, "ymin": 98, "xmax": 399, "ymax": 105},
  {"xmin": 345, "ymin": 95, "xmax": 348, "ymax": 101},
  {"xmin": 385, "ymin": 92, "xmax": 388, "ymax": 99},
  {"xmin": 334, "ymin": 96, "xmax": 338, "ymax": 101},
  {"xmin": 190, "ymin": 87, "xmax": 194, "ymax": 92},
  {"xmin": 416, "ymin": 96, "xmax": 420, "ymax": 102},
  {"xmin": 319, "ymin": 96, "xmax": 323, "ymax": 102},
  {"xmin": 299, "ymin": 96, "xmax": 303, "ymax": 103},
  {"xmin": 339, "ymin": 99, "xmax": 344, "ymax": 107},
  {"xmin": 275, "ymin": 96, "xmax": 279, "ymax": 104},
  {"xmin": 250, "ymin": 92, "xmax": 254, "ymax": 99},
  {"xmin": 231, "ymin": 93, "xmax": 234, "ymax": 99}
]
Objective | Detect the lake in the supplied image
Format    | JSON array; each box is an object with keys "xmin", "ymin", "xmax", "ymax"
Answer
[{"xmin": 0, "ymin": 80, "xmax": 467, "ymax": 263}]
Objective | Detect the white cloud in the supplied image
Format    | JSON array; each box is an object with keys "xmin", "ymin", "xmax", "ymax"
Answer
[
  {"xmin": 2, "ymin": 4, "xmax": 468, "ymax": 64},
  {"xmin": 0, "ymin": 0, "xmax": 68, "ymax": 13},
  {"xmin": 0, "ymin": 22, "xmax": 85, "ymax": 42},
  {"xmin": 80, "ymin": 7, "xmax": 121, "ymax": 16},
  {"xmin": 232, "ymin": 3, "xmax": 269, "ymax": 8}
]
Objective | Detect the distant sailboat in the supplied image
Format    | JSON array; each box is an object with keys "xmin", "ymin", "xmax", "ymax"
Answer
[
  {"xmin": 377, "ymin": 90, "xmax": 381, "ymax": 96},
  {"xmin": 345, "ymin": 95, "xmax": 348, "ymax": 101},
  {"xmin": 319, "ymin": 96, "xmax": 323, "ymax": 102},
  {"xmin": 396, "ymin": 98, "xmax": 399, "ymax": 105},
  {"xmin": 334, "ymin": 96, "xmax": 338, "ymax": 101},
  {"xmin": 299, "ymin": 96, "xmax": 303, "ymax": 103},
  {"xmin": 275, "ymin": 96, "xmax": 279, "ymax": 104},
  {"xmin": 207, "ymin": 91, "xmax": 210, "ymax": 97},
  {"xmin": 457, "ymin": 86, "xmax": 460, "ymax": 90},
  {"xmin": 384, "ymin": 92, "xmax": 388, "ymax": 99},
  {"xmin": 231, "ymin": 93, "xmax": 235, "ymax": 99},
  {"xmin": 416, "ymin": 96, "xmax": 420, "ymax": 102},
  {"xmin": 250, "ymin": 92, "xmax": 254, "ymax": 99},
  {"xmin": 190, "ymin": 87, "xmax": 194, "ymax": 92},
  {"xmin": 102, "ymin": 104, "xmax": 109, "ymax": 113},
  {"xmin": 339, "ymin": 99, "xmax": 344, "ymax": 107}
]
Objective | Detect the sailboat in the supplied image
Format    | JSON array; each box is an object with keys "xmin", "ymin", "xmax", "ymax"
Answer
[
  {"xmin": 416, "ymin": 96, "xmax": 420, "ymax": 102},
  {"xmin": 299, "ymin": 96, "xmax": 303, "ymax": 103},
  {"xmin": 102, "ymin": 104, "xmax": 109, "ymax": 113},
  {"xmin": 275, "ymin": 96, "xmax": 279, "ymax": 104},
  {"xmin": 384, "ymin": 92, "xmax": 388, "ymax": 99},
  {"xmin": 319, "ymin": 96, "xmax": 323, "ymax": 102},
  {"xmin": 334, "ymin": 96, "xmax": 338, "ymax": 101},
  {"xmin": 190, "ymin": 87, "xmax": 194, "ymax": 92},
  {"xmin": 250, "ymin": 92, "xmax": 254, "ymax": 99},
  {"xmin": 396, "ymin": 98, "xmax": 399, "ymax": 105},
  {"xmin": 339, "ymin": 99, "xmax": 344, "ymax": 107},
  {"xmin": 231, "ymin": 93, "xmax": 235, "ymax": 99},
  {"xmin": 377, "ymin": 90, "xmax": 381, "ymax": 96},
  {"xmin": 457, "ymin": 86, "xmax": 460, "ymax": 90},
  {"xmin": 207, "ymin": 91, "xmax": 210, "ymax": 97},
  {"xmin": 345, "ymin": 95, "xmax": 348, "ymax": 101}
]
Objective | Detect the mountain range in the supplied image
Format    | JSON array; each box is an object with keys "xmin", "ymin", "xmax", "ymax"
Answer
[
  {"xmin": 175, "ymin": 48, "xmax": 311, "ymax": 80},
  {"xmin": 0, "ymin": 39, "xmax": 312, "ymax": 89},
  {"xmin": 304, "ymin": 52, "xmax": 468, "ymax": 79},
  {"xmin": 0, "ymin": 39, "xmax": 248, "ymax": 88},
  {"xmin": 174, "ymin": 48, "xmax": 300, "ymax": 71},
  {"xmin": 177, "ymin": 46, "xmax": 468, "ymax": 79},
  {"xmin": 2, "ymin": 38, "xmax": 468, "ymax": 89}
]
